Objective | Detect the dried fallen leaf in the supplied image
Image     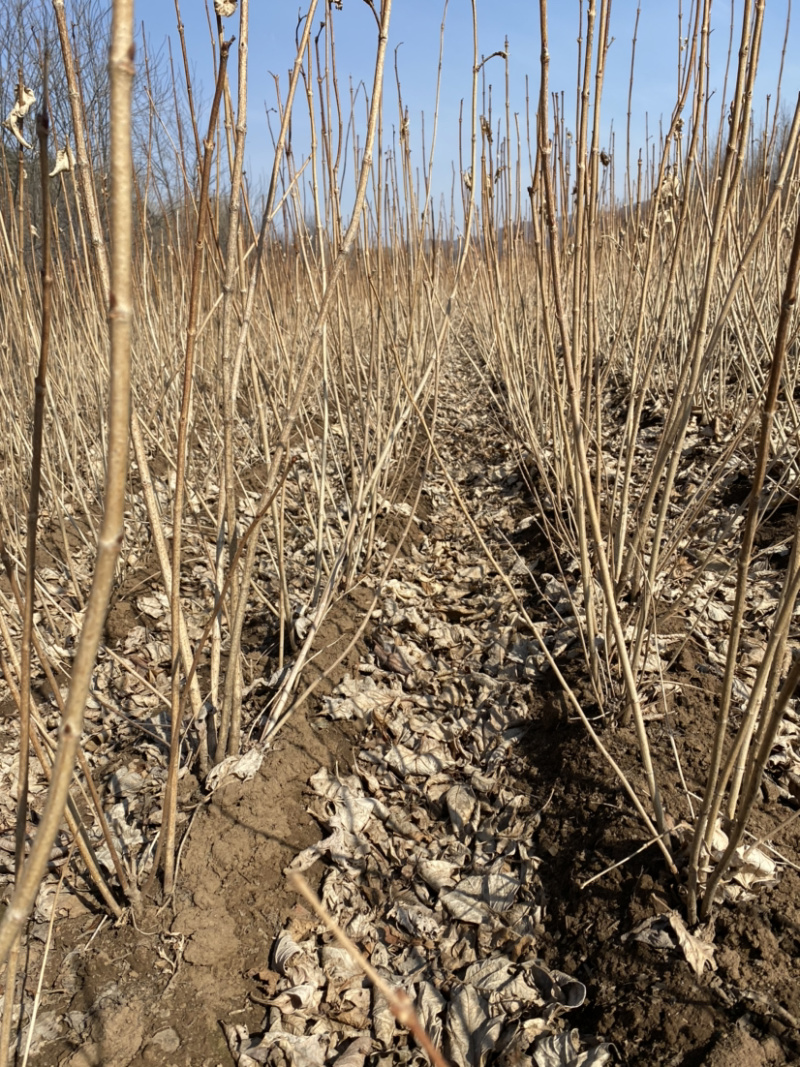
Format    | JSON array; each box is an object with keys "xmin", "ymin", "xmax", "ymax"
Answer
[
  {"xmin": 385, "ymin": 744, "xmax": 446, "ymax": 777},
  {"xmin": 622, "ymin": 911, "xmax": 716, "ymax": 977},
  {"xmin": 533, "ymin": 1029, "xmax": 612, "ymax": 1066},
  {"xmin": 372, "ymin": 987, "xmax": 396, "ymax": 1050},
  {"xmin": 445, "ymin": 784, "xmax": 477, "ymax": 837},
  {"xmin": 464, "ymin": 958, "xmax": 542, "ymax": 1005},
  {"xmin": 667, "ymin": 912, "xmax": 717, "ymax": 976},
  {"xmin": 446, "ymin": 985, "xmax": 502, "ymax": 1067},
  {"xmin": 417, "ymin": 858, "xmax": 460, "ymax": 890},
  {"xmin": 332, "ymin": 1034, "xmax": 372, "ymax": 1067},
  {"xmin": 205, "ymin": 749, "xmax": 263, "ymax": 792},
  {"xmin": 374, "ymin": 644, "xmax": 414, "ymax": 676},
  {"xmin": 227, "ymin": 1025, "xmax": 327, "ymax": 1066},
  {"xmin": 440, "ymin": 879, "xmax": 492, "ymax": 924}
]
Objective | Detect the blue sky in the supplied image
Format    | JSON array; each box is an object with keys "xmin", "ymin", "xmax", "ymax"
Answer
[{"xmin": 134, "ymin": 1, "xmax": 799, "ymax": 209}]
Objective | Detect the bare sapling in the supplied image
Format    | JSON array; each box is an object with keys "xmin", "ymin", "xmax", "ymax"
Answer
[
  {"xmin": 216, "ymin": 0, "xmax": 395, "ymax": 756},
  {"xmin": 0, "ymin": 0, "xmax": 134, "ymax": 966},
  {"xmin": 0, "ymin": 0, "xmax": 793, "ymax": 984},
  {"xmin": 453, "ymin": 0, "xmax": 800, "ymax": 929},
  {"xmin": 535, "ymin": 0, "xmax": 666, "ymax": 834},
  {"xmin": 688, "ymin": 187, "xmax": 800, "ymax": 922},
  {"xmin": 161, "ymin": 38, "xmax": 231, "ymax": 896},
  {"xmin": 0, "ymin": 53, "xmax": 53, "ymax": 1067},
  {"xmin": 213, "ymin": 0, "xmax": 320, "ymax": 760}
]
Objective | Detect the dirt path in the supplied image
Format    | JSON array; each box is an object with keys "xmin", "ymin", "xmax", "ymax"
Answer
[{"xmin": 12, "ymin": 362, "xmax": 800, "ymax": 1067}]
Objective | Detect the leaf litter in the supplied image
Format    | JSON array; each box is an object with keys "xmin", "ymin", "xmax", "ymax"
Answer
[
  {"xmin": 228, "ymin": 369, "xmax": 800, "ymax": 1065},
  {"xmin": 223, "ymin": 394, "xmax": 622, "ymax": 1065},
  {"xmin": 2, "ymin": 365, "xmax": 800, "ymax": 1065}
]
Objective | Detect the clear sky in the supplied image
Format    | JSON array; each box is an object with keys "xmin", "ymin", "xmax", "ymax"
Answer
[{"xmin": 133, "ymin": 1, "xmax": 799, "ymax": 209}]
